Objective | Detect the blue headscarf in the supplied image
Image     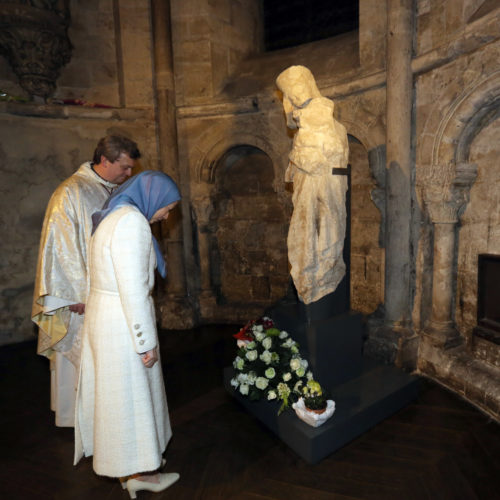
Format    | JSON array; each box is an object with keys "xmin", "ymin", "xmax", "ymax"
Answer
[{"xmin": 92, "ymin": 171, "xmax": 181, "ymax": 278}]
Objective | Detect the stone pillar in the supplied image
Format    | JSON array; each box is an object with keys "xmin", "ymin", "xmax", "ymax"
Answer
[
  {"xmin": 192, "ymin": 198, "xmax": 217, "ymax": 317},
  {"xmin": 423, "ymin": 162, "xmax": 478, "ymax": 347},
  {"xmin": 385, "ymin": 0, "xmax": 414, "ymax": 328},
  {"xmin": 151, "ymin": 0, "xmax": 194, "ymax": 328}
]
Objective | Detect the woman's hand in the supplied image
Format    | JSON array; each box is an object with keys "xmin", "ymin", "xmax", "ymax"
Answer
[
  {"xmin": 140, "ymin": 348, "xmax": 158, "ymax": 368},
  {"xmin": 69, "ymin": 303, "xmax": 85, "ymax": 314}
]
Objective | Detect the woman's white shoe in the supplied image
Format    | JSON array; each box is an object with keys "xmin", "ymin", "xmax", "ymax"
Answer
[
  {"xmin": 119, "ymin": 459, "xmax": 167, "ymax": 489},
  {"xmin": 126, "ymin": 472, "xmax": 180, "ymax": 499}
]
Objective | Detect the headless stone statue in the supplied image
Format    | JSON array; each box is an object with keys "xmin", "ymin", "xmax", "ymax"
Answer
[{"xmin": 276, "ymin": 65, "xmax": 349, "ymax": 304}]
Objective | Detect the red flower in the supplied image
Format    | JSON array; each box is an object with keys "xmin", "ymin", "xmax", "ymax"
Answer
[{"xmin": 233, "ymin": 321, "xmax": 254, "ymax": 341}]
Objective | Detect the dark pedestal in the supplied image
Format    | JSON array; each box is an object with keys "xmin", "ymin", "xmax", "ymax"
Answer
[
  {"xmin": 268, "ymin": 290, "xmax": 363, "ymax": 389},
  {"xmin": 226, "ymin": 294, "xmax": 420, "ymax": 463},
  {"xmin": 224, "ymin": 358, "xmax": 419, "ymax": 464}
]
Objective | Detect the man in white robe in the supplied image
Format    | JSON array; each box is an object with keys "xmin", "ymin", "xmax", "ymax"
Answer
[{"xmin": 32, "ymin": 135, "xmax": 141, "ymax": 426}]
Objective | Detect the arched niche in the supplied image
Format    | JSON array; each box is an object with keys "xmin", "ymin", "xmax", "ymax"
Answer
[
  {"xmin": 456, "ymin": 113, "xmax": 500, "ymax": 343},
  {"xmin": 209, "ymin": 145, "xmax": 290, "ymax": 308},
  {"xmin": 348, "ymin": 135, "xmax": 384, "ymax": 315}
]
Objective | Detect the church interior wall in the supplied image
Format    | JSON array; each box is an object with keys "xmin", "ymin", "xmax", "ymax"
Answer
[
  {"xmin": 0, "ymin": 107, "xmax": 157, "ymax": 346},
  {"xmin": 413, "ymin": 18, "xmax": 500, "ymax": 417},
  {"xmin": 0, "ymin": 0, "xmax": 159, "ymax": 346},
  {"xmin": 0, "ymin": 0, "xmax": 499, "ymax": 418},
  {"xmin": 170, "ymin": 0, "xmax": 263, "ymax": 106}
]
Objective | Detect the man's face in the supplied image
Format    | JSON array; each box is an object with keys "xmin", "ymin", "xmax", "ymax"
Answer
[{"xmin": 102, "ymin": 153, "xmax": 135, "ymax": 184}]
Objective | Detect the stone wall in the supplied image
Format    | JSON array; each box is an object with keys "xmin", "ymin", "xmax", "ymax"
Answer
[
  {"xmin": 1, "ymin": 0, "xmax": 499, "ymax": 419},
  {"xmin": 413, "ymin": 3, "xmax": 500, "ymax": 418},
  {"xmin": 0, "ymin": 0, "xmax": 158, "ymax": 346},
  {"xmin": 171, "ymin": 0, "xmax": 262, "ymax": 105}
]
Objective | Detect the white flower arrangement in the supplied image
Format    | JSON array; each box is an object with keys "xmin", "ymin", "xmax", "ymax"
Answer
[{"xmin": 231, "ymin": 317, "xmax": 321, "ymax": 414}]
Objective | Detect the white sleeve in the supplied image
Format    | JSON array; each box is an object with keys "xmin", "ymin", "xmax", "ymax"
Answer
[
  {"xmin": 109, "ymin": 210, "xmax": 157, "ymax": 353},
  {"xmin": 42, "ymin": 295, "xmax": 75, "ymax": 314}
]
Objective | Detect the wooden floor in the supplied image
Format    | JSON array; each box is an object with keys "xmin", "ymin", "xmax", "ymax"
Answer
[{"xmin": 1, "ymin": 325, "xmax": 499, "ymax": 500}]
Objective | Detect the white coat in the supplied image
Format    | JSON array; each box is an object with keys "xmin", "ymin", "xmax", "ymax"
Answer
[{"xmin": 74, "ymin": 205, "xmax": 172, "ymax": 477}]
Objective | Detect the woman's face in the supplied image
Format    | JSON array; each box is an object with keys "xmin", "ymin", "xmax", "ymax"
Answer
[{"xmin": 149, "ymin": 201, "xmax": 178, "ymax": 223}]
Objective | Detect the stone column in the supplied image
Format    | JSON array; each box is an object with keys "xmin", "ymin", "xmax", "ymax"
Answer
[
  {"xmin": 385, "ymin": 0, "xmax": 414, "ymax": 327},
  {"xmin": 192, "ymin": 198, "xmax": 218, "ymax": 317},
  {"xmin": 151, "ymin": 0, "xmax": 193, "ymax": 327},
  {"xmin": 423, "ymin": 162, "xmax": 478, "ymax": 347}
]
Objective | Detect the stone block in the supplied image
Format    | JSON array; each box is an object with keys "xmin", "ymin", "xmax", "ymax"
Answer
[
  {"xmin": 187, "ymin": 17, "xmax": 211, "ymax": 38},
  {"xmin": 178, "ymin": 40, "xmax": 212, "ymax": 64},
  {"xmin": 251, "ymin": 275, "xmax": 270, "ymax": 299},
  {"xmin": 221, "ymin": 274, "xmax": 252, "ymax": 302},
  {"xmin": 484, "ymin": 390, "xmax": 500, "ymax": 420},
  {"xmin": 209, "ymin": 0, "xmax": 231, "ymax": 23},
  {"xmin": 350, "ymin": 221, "xmax": 380, "ymax": 251},
  {"xmin": 211, "ymin": 44, "xmax": 230, "ymax": 93},
  {"xmin": 172, "ymin": 0, "xmax": 209, "ymax": 17},
  {"xmin": 181, "ymin": 63, "xmax": 213, "ymax": 100}
]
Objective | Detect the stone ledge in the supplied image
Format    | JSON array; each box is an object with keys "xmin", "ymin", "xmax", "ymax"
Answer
[
  {"xmin": 417, "ymin": 336, "xmax": 500, "ymax": 421},
  {"xmin": 0, "ymin": 101, "xmax": 154, "ymax": 121},
  {"xmin": 176, "ymin": 9, "xmax": 500, "ymax": 119}
]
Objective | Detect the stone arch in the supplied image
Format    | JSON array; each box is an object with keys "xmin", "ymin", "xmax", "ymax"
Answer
[
  {"xmin": 419, "ymin": 70, "xmax": 500, "ymax": 167},
  {"xmin": 195, "ymin": 133, "xmax": 284, "ymax": 186},
  {"xmin": 416, "ymin": 71, "xmax": 500, "ymax": 349}
]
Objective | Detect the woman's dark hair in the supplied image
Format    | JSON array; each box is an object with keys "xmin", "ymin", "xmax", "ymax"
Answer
[{"xmin": 92, "ymin": 135, "xmax": 141, "ymax": 164}]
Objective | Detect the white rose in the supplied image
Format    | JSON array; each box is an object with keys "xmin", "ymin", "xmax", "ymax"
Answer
[
  {"xmin": 262, "ymin": 337, "xmax": 272, "ymax": 350},
  {"xmin": 283, "ymin": 372, "xmax": 292, "ymax": 382},
  {"xmin": 300, "ymin": 359, "xmax": 308, "ymax": 370},
  {"xmin": 254, "ymin": 331, "xmax": 265, "ymax": 342},
  {"xmin": 233, "ymin": 356, "xmax": 244, "ymax": 370},
  {"xmin": 294, "ymin": 380, "xmax": 303, "ymax": 393},
  {"xmin": 248, "ymin": 371, "xmax": 257, "ymax": 384},
  {"xmin": 265, "ymin": 367, "xmax": 276, "ymax": 379},
  {"xmin": 279, "ymin": 330, "xmax": 289, "ymax": 339},
  {"xmin": 290, "ymin": 358, "xmax": 301, "ymax": 371},
  {"xmin": 245, "ymin": 350, "xmax": 258, "ymax": 361},
  {"xmin": 239, "ymin": 384, "xmax": 249, "ymax": 395},
  {"xmin": 230, "ymin": 377, "xmax": 239, "ymax": 388},
  {"xmin": 260, "ymin": 350, "xmax": 272, "ymax": 364},
  {"xmin": 256, "ymin": 377, "xmax": 269, "ymax": 390},
  {"xmin": 267, "ymin": 390, "xmax": 277, "ymax": 400}
]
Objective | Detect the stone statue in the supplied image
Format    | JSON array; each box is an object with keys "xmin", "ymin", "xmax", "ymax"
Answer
[{"xmin": 276, "ymin": 65, "xmax": 349, "ymax": 304}]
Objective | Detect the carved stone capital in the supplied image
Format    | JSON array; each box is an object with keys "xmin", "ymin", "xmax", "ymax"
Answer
[
  {"xmin": 191, "ymin": 196, "xmax": 214, "ymax": 227},
  {"xmin": 0, "ymin": 2, "xmax": 72, "ymax": 99},
  {"xmin": 420, "ymin": 163, "xmax": 477, "ymax": 223}
]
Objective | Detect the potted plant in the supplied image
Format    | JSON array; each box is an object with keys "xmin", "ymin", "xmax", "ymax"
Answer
[{"xmin": 302, "ymin": 380, "xmax": 327, "ymax": 414}]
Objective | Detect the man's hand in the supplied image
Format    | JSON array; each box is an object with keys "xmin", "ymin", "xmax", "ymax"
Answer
[
  {"xmin": 69, "ymin": 303, "xmax": 85, "ymax": 314},
  {"xmin": 140, "ymin": 348, "xmax": 158, "ymax": 368}
]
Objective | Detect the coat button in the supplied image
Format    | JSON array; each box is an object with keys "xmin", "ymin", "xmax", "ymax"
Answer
[
  {"xmin": 139, "ymin": 340, "xmax": 145, "ymax": 345},
  {"xmin": 134, "ymin": 324, "xmax": 140, "ymax": 330},
  {"xmin": 136, "ymin": 332, "xmax": 142, "ymax": 337}
]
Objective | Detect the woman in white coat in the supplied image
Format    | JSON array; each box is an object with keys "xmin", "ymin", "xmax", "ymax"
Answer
[{"xmin": 74, "ymin": 171, "xmax": 181, "ymax": 498}]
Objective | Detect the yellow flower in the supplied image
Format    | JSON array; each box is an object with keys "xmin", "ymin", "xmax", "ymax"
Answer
[{"xmin": 306, "ymin": 380, "xmax": 322, "ymax": 396}]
